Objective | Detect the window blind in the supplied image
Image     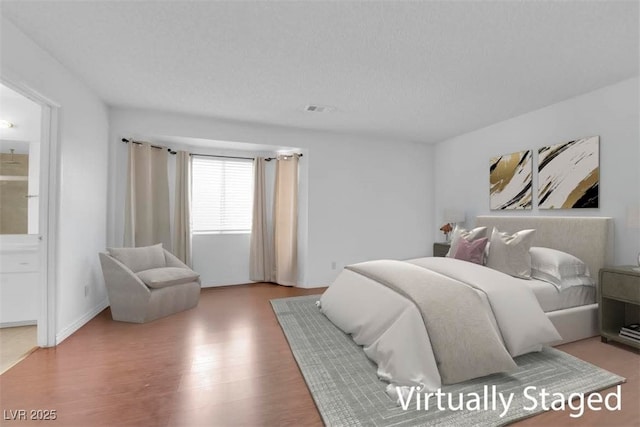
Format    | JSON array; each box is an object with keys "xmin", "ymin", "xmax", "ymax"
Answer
[{"xmin": 191, "ymin": 156, "xmax": 253, "ymax": 233}]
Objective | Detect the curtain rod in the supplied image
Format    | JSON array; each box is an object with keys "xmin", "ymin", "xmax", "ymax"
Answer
[
  {"xmin": 121, "ymin": 138, "xmax": 176, "ymax": 154},
  {"xmin": 191, "ymin": 153, "xmax": 254, "ymax": 161},
  {"xmin": 122, "ymin": 137, "xmax": 303, "ymax": 161},
  {"xmin": 265, "ymin": 153, "xmax": 303, "ymax": 161},
  {"xmin": 191, "ymin": 153, "xmax": 303, "ymax": 162}
]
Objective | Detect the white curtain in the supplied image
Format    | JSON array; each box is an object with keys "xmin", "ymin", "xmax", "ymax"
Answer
[
  {"xmin": 123, "ymin": 142, "xmax": 171, "ymax": 249},
  {"xmin": 249, "ymin": 157, "xmax": 274, "ymax": 282},
  {"xmin": 173, "ymin": 151, "xmax": 191, "ymax": 265},
  {"xmin": 273, "ymin": 155, "xmax": 299, "ymax": 286}
]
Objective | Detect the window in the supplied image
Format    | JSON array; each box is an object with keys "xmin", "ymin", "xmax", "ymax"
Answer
[{"xmin": 191, "ymin": 156, "xmax": 253, "ymax": 233}]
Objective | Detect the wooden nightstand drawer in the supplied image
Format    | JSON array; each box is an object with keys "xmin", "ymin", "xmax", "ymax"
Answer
[
  {"xmin": 600, "ymin": 272, "xmax": 640, "ymax": 302},
  {"xmin": 433, "ymin": 242, "xmax": 450, "ymax": 257}
]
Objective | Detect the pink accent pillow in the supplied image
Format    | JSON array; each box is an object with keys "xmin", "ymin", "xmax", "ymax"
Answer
[{"xmin": 452, "ymin": 237, "xmax": 489, "ymax": 265}]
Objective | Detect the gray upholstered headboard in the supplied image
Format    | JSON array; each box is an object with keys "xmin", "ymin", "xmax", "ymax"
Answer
[{"xmin": 475, "ymin": 216, "xmax": 613, "ymax": 282}]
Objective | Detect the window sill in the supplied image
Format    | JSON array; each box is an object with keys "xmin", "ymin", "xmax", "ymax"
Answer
[{"xmin": 192, "ymin": 231, "xmax": 251, "ymax": 236}]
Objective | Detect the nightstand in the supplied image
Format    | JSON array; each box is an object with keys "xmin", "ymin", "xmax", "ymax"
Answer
[
  {"xmin": 433, "ymin": 242, "xmax": 450, "ymax": 257},
  {"xmin": 598, "ymin": 266, "xmax": 640, "ymax": 349}
]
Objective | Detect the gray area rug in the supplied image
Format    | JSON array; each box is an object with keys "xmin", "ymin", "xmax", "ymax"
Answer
[{"xmin": 271, "ymin": 295, "xmax": 625, "ymax": 427}]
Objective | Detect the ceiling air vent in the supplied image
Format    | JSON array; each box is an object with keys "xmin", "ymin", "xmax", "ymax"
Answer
[{"xmin": 303, "ymin": 104, "xmax": 335, "ymax": 113}]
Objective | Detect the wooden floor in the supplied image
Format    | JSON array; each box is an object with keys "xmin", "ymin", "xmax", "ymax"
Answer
[
  {"xmin": 0, "ymin": 325, "xmax": 37, "ymax": 375},
  {"xmin": 0, "ymin": 283, "xmax": 638, "ymax": 426}
]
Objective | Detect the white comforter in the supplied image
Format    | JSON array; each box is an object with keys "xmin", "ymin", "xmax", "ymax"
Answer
[{"xmin": 320, "ymin": 257, "xmax": 561, "ymax": 399}]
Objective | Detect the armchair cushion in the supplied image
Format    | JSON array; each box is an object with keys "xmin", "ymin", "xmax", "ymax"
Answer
[
  {"xmin": 137, "ymin": 267, "xmax": 200, "ymax": 289},
  {"xmin": 108, "ymin": 244, "xmax": 166, "ymax": 273}
]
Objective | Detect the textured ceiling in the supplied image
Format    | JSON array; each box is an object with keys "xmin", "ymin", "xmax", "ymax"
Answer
[{"xmin": 1, "ymin": 1, "xmax": 638, "ymax": 143}]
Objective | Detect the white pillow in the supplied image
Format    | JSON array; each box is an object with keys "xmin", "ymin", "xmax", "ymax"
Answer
[
  {"xmin": 530, "ymin": 247, "xmax": 593, "ymax": 289},
  {"xmin": 483, "ymin": 241, "xmax": 491, "ymax": 265},
  {"xmin": 486, "ymin": 228, "xmax": 536, "ymax": 279},
  {"xmin": 446, "ymin": 226, "xmax": 488, "ymax": 257}
]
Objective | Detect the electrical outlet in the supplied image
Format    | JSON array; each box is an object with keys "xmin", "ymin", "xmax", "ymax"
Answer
[
  {"xmin": 84, "ymin": 285, "xmax": 89, "ymax": 297},
  {"xmin": 331, "ymin": 261, "xmax": 336, "ymax": 270}
]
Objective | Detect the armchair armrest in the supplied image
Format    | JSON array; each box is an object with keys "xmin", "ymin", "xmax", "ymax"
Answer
[
  {"xmin": 163, "ymin": 249, "xmax": 200, "ymax": 284},
  {"xmin": 164, "ymin": 249, "xmax": 189, "ymax": 269},
  {"xmin": 99, "ymin": 253, "xmax": 151, "ymax": 298}
]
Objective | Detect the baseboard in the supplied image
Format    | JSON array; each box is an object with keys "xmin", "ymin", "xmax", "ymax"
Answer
[
  {"xmin": 201, "ymin": 282, "xmax": 247, "ymax": 288},
  {"xmin": 200, "ymin": 282, "xmax": 326, "ymax": 289},
  {"xmin": 296, "ymin": 283, "xmax": 327, "ymax": 289},
  {"xmin": 56, "ymin": 298, "xmax": 108, "ymax": 345},
  {"xmin": 0, "ymin": 320, "xmax": 37, "ymax": 328}
]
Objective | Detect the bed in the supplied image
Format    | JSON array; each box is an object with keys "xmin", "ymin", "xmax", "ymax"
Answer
[
  {"xmin": 475, "ymin": 216, "xmax": 613, "ymax": 343},
  {"xmin": 319, "ymin": 216, "xmax": 613, "ymax": 399}
]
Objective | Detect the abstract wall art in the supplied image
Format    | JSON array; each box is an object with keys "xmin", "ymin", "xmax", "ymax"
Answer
[
  {"xmin": 489, "ymin": 150, "xmax": 533, "ymax": 210},
  {"xmin": 538, "ymin": 136, "xmax": 599, "ymax": 209}
]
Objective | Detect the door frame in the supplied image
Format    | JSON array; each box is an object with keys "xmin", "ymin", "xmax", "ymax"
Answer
[{"xmin": 1, "ymin": 75, "xmax": 60, "ymax": 347}]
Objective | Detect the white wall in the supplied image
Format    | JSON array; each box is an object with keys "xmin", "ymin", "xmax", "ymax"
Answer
[
  {"xmin": 1, "ymin": 17, "xmax": 110, "ymax": 343},
  {"xmin": 108, "ymin": 108, "xmax": 434, "ymax": 287},
  {"xmin": 191, "ymin": 233, "xmax": 251, "ymax": 286},
  {"xmin": 433, "ymin": 77, "xmax": 640, "ymax": 265}
]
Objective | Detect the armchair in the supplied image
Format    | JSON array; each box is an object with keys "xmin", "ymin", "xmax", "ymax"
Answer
[{"xmin": 99, "ymin": 244, "xmax": 201, "ymax": 323}]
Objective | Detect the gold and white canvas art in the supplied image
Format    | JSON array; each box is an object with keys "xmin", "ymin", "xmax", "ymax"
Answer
[
  {"xmin": 489, "ymin": 150, "xmax": 533, "ymax": 210},
  {"xmin": 538, "ymin": 136, "xmax": 599, "ymax": 209}
]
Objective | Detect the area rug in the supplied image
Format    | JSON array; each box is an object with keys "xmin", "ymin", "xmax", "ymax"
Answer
[{"xmin": 271, "ymin": 295, "xmax": 625, "ymax": 427}]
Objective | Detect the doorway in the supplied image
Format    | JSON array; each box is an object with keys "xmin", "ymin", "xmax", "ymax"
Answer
[{"xmin": 0, "ymin": 80, "xmax": 57, "ymax": 372}]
